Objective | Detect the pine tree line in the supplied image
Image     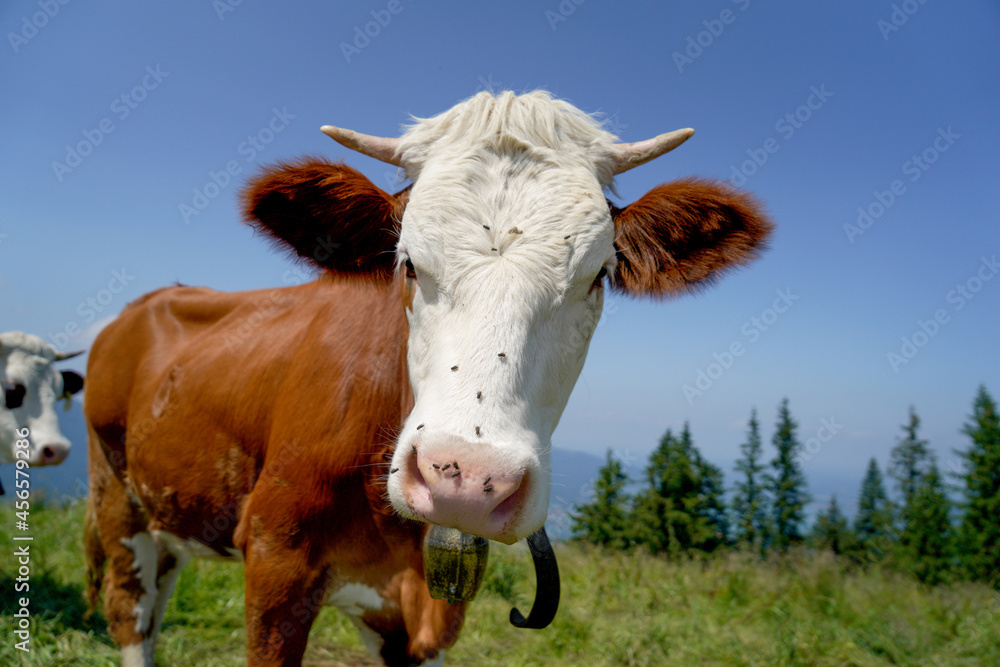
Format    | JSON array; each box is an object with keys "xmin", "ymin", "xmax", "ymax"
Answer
[{"xmin": 571, "ymin": 385, "xmax": 1000, "ymax": 588}]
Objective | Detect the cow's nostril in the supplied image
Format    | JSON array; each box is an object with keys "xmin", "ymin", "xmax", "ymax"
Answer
[{"xmin": 38, "ymin": 445, "xmax": 68, "ymax": 465}]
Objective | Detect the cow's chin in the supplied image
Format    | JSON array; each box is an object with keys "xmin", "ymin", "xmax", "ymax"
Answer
[{"xmin": 392, "ymin": 494, "xmax": 547, "ymax": 546}]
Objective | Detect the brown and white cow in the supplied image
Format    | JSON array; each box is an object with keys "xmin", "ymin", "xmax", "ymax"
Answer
[{"xmin": 84, "ymin": 91, "xmax": 771, "ymax": 666}]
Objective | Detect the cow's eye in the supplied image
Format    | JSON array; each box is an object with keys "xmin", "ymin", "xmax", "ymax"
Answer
[
  {"xmin": 4, "ymin": 382, "xmax": 26, "ymax": 409},
  {"xmin": 591, "ymin": 266, "xmax": 608, "ymax": 289},
  {"xmin": 404, "ymin": 258, "xmax": 417, "ymax": 281}
]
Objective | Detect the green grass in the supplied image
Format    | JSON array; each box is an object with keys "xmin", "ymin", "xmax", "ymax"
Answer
[{"xmin": 2, "ymin": 501, "xmax": 998, "ymax": 666}]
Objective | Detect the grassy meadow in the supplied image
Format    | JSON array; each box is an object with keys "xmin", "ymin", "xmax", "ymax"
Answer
[{"xmin": 1, "ymin": 501, "xmax": 998, "ymax": 666}]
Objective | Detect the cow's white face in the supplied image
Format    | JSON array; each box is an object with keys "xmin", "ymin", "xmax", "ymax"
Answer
[
  {"xmin": 0, "ymin": 332, "xmax": 82, "ymax": 466},
  {"xmin": 388, "ymin": 141, "xmax": 617, "ymax": 543}
]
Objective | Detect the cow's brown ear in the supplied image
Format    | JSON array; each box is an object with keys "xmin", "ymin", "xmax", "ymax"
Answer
[
  {"xmin": 610, "ymin": 178, "xmax": 772, "ymax": 298},
  {"xmin": 241, "ymin": 159, "xmax": 407, "ymax": 281}
]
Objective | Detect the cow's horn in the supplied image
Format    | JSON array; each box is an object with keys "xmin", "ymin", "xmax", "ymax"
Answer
[
  {"xmin": 612, "ymin": 128, "xmax": 695, "ymax": 174},
  {"xmin": 54, "ymin": 349, "xmax": 85, "ymax": 361},
  {"xmin": 509, "ymin": 526, "xmax": 560, "ymax": 629},
  {"xmin": 320, "ymin": 125, "xmax": 403, "ymax": 167}
]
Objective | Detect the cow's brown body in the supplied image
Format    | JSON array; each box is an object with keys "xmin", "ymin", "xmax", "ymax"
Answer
[{"xmin": 85, "ymin": 275, "xmax": 463, "ymax": 666}]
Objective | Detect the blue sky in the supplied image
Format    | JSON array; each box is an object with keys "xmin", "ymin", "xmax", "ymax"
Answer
[{"xmin": 3, "ymin": 0, "xmax": 998, "ymax": 517}]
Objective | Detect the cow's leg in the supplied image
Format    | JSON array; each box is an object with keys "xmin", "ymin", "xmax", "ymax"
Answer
[
  {"xmin": 92, "ymin": 482, "xmax": 156, "ymax": 664},
  {"xmin": 87, "ymin": 432, "xmax": 155, "ymax": 665},
  {"xmin": 146, "ymin": 535, "xmax": 191, "ymax": 656},
  {"xmin": 241, "ymin": 526, "xmax": 328, "ymax": 666},
  {"xmin": 110, "ymin": 530, "xmax": 191, "ymax": 667},
  {"xmin": 90, "ymin": 470, "xmax": 190, "ymax": 666}
]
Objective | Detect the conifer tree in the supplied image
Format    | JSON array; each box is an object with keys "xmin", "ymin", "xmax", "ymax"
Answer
[
  {"xmin": 694, "ymin": 453, "xmax": 729, "ymax": 551},
  {"xmin": 633, "ymin": 424, "xmax": 722, "ymax": 554},
  {"xmin": 810, "ymin": 495, "xmax": 851, "ymax": 555},
  {"xmin": 634, "ymin": 429, "xmax": 694, "ymax": 554},
  {"xmin": 679, "ymin": 423, "xmax": 729, "ymax": 549},
  {"xmin": 571, "ymin": 449, "xmax": 632, "ymax": 549},
  {"xmin": 956, "ymin": 385, "xmax": 1000, "ymax": 585},
  {"xmin": 767, "ymin": 399, "xmax": 810, "ymax": 551},
  {"xmin": 732, "ymin": 409, "xmax": 771, "ymax": 552},
  {"xmin": 853, "ymin": 457, "xmax": 893, "ymax": 563},
  {"xmin": 905, "ymin": 462, "xmax": 953, "ymax": 585},
  {"xmin": 889, "ymin": 406, "xmax": 931, "ymax": 515}
]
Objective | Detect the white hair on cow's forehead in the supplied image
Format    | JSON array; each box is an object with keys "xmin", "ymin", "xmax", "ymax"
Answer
[
  {"xmin": 395, "ymin": 91, "xmax": 619, "ymax": 303},
  {"xmin": 0, "ymin": 331, "xmax": 57, "ymax": 360},
  {"xmin": 398, "ymin": 90, "xmax": 620, "ymax": 185}
]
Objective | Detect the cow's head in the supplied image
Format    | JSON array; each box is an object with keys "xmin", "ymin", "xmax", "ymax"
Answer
[
  {"xmin": 243, "ymin": 91, "xmax": 772, "ymax": 544},
  {"xmin": 0, "ymin": 332, "xmax": 85, "ymax": 468}
]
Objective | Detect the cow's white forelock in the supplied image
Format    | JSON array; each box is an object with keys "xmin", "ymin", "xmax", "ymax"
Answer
[
  {"xmin": 397, "ymin": 90, "xmax": 620, "ymax": 186},
  {"xmin": 0, "ymin": 331, "xmax": 59, "ymax": 361}
]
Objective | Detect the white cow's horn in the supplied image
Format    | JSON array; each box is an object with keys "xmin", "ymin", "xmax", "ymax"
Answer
[
  {"xmin": 54, "ymin": 349, "xmax": 85, "ymax": 361},
  {"xmin": 321, "ymin": 125, "xmax": 403, "ymax": 167},
  {"xmin": 612, "ymin": 128, "xmax": 695, "ymax": 174}
]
